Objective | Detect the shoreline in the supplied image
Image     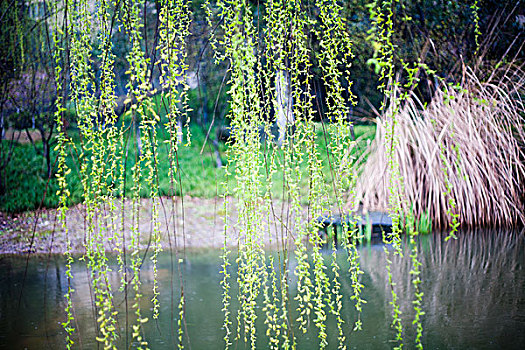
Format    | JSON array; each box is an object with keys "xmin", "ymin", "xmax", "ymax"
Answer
[{"xmin": 0, "ymin": 196, "xmax": 298, "ymax": 255}]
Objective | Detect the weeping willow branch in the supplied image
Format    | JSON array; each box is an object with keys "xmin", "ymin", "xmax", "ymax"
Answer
[{"xmin": 45, "ymin": 1, "xmax": 499, "ymax": 349}]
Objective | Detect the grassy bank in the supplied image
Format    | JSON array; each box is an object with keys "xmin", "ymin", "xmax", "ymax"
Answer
[{"xmin": 0, "ymin": 121, "xmax": 375, "ymax": 213}]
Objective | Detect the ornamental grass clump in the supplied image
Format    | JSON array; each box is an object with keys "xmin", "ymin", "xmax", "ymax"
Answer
[{"xmin": 355, "ymin": 67, "xmax": 525, "ymax": 228}]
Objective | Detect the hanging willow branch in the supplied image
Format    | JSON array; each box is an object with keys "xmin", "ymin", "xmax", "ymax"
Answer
[
  {"xmin": 47, "ymin": 1, "xmax": 494, "ymax": 349},
  {"xmin": 52, "ymin": 0, "xmax": 74, "ymax": 347}
]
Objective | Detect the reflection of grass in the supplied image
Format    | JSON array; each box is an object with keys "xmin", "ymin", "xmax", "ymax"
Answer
[
  {"xmin": 365, "ymin": 213, "xmax": 372, "ymax": 241},
  {"xmin": 1, "ymin": 122, "xmax": 375, "ymax": 213},
  {"xmin": 360, "ymin": 229, "xmax": 525, "ymax": 347}
]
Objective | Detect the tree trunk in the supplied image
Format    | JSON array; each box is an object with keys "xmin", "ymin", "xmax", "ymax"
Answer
[
  {"xmin": 38, "ymin": 121, "xmax": 54, "ymax": 180},
  {"xmin": 43, "ymin": 137, "xmax": 51, "ymax": 179},
  {"xmin": 275, "ymin": 69, "xmax": 293, "ymax": 146}
]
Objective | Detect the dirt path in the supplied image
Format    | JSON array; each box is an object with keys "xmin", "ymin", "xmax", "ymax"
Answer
[{"xmin": 0, "ymin": 196, "xmax": 299, "ymax": 255}]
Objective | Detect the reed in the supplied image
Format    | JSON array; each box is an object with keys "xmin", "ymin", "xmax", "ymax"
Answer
[{"xmin": 355, "ymin": 66, "xmax": 525, "ymax": 228}]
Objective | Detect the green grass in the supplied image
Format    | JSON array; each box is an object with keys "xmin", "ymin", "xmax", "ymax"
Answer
[
  {"xmin": 0, "ymin": 141, "xmax": 60, "ymax": 212},
  {"xmin": 0, "ymin": 120, "xmax": 375, "ymax": 213}
]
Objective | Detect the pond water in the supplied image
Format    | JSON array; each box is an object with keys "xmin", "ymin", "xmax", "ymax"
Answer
[{"xmin": 1, "ymin": 230, "xmax": 524, "ymax": 349}]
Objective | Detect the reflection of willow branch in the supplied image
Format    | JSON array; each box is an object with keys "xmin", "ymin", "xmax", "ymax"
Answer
[{"xmin": 360, "ymin": 229, "xmax": 525, "ymax": 343}]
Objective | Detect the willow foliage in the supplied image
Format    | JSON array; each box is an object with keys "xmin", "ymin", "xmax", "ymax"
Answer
[
  {"xmin": 51, "ymin": 0, "xmax": 73, "ymax": 347},
  {"xmin": 47, "ymin": 0, "xmax": 491, "ymax": 348}
]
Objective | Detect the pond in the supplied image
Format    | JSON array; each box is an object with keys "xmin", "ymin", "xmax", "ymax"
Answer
[{"xmin": 1, "ymin": 230, "xmax": 524, "ymax": 349}]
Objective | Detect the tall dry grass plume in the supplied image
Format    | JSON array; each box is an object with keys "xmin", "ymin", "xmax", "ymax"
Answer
[{"xmin": 353, "ymin": 66, "xmax": 525, "ymax": 228}]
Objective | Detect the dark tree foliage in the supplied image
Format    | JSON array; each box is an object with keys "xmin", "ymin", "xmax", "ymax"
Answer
[{"xmin": 0, "ymin": 0, "xmax": 57, "ymax": 197}]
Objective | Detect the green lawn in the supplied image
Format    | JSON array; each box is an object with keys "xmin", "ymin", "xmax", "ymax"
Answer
[{"xmin": 0, "ymin": 121, "xmax": 375, "ymax": 213}]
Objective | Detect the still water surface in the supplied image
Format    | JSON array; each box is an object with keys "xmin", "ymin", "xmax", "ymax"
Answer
[{"xmin": 1, "ymin": 230, "xmax": 524, "ymax": 349}]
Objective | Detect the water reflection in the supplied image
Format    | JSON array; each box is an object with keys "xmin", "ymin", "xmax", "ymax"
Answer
[
  {"xmin": 0, "ymin": 229, "xmax": 523, "ymax": 349},
  {"xmin": 360, "ymin": 229, "xmax": 525, "ymax": 349}
]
